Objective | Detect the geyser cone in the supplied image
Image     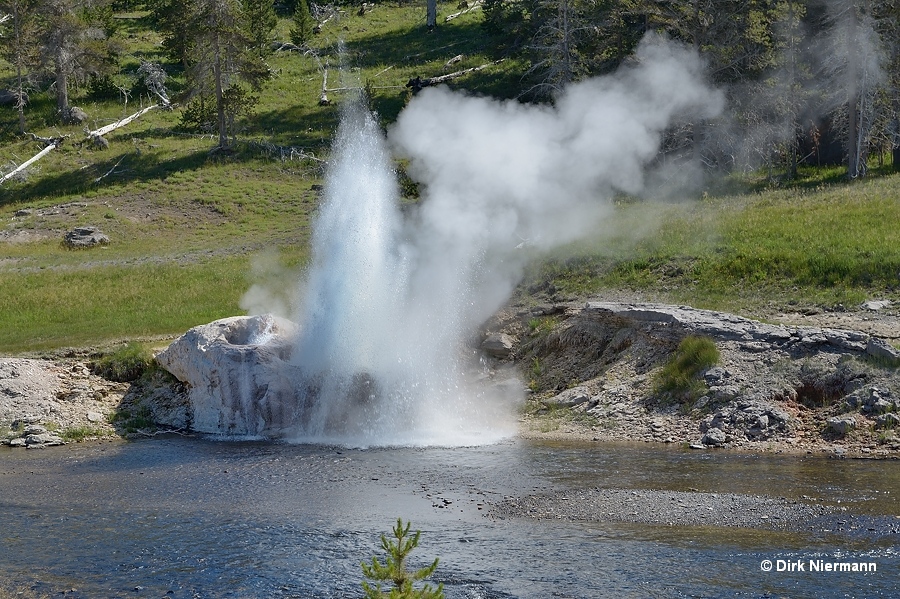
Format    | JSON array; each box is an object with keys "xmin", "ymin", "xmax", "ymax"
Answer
[{"xmin": 289, "ymin": 99, "xmax": 521, "ymax": 447}]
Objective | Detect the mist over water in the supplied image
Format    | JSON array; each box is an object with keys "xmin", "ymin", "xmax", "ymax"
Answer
[{"xmin": 261, "ymin": 35, "xmax": 723, "ymax": 447}]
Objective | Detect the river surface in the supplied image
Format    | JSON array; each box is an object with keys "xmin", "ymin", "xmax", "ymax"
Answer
[{"xmin": 1, "ymin": 438, "xmax": 898, "ymax": 598}]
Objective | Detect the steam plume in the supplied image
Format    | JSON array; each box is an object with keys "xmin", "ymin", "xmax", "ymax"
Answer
[{"xmin": 270, "ymin": 35, "xmax": 724, "ymax": 446}]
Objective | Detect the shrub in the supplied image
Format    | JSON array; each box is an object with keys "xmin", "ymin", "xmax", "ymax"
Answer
[
  {"xmin": 92, "ymin": 343, "xmax": 156, "ymax": 382},
  {"xmin": 653, "ymin": 335, "xmax": 720, "ymax": 403},
  {"xmin": 362, "ymin": 519, "xmax": 444, "ymax": 599}
]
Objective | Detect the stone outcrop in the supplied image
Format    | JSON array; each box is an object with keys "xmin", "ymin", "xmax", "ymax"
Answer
[
  {"xmin": 500, "ymin": 302, "xmax": 900, "ymax": 454},
  {"xmin": 155, "ymin": 315, "xmax": 301, "ymax": 437},
  {"xmin": 64, "ymin": 226, "xmax": 109, "ymax": 248},
  {"xmin": 1, "ymin": 358, "xmax": 131, "ymax": 448},
  {"xmin": 481, "ymin": 333, "xmax": 515, "ymax": 358}
]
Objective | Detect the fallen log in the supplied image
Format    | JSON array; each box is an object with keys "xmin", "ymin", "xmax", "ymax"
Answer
[
  {"xmin": 445, "ymin": 0, "xmax": 482, "ymax": 22},
  {"xmin": 406, "ymin": 60, "xmax": 503, "ymax": 94},
  {"xmin": 0, "ymin": 136, "xmax": 65, "ymax": 185},
  {"xmin": 88, "ymin": 104, "xmax": 160, "ymax": 140}
]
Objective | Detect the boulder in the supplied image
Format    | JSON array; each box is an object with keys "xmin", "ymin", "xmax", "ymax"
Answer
[
  {"xmin": 63, "ymin": 106, "xmax": 88, "ymax": 124},
  {"xmin": 64, "ymin": 226, "xmax": 109, "ymax": 248},
  {"xmin": 0, "ymin": 89, "xmax": 20, "ymax": 106},
  {"xmin": 544, "ymin": 387, "xmax": 591, "ymax": 408},
  {"xmin": 482, "ymin": 333, "xmax": 515, "ymax": 358},
  {"xmin": 701, "ymin": 427, "xmax": 727, "ymax": 446},
  {"xmin": 861, "ymin": 387, "xmax": 897, "ymax": 414},
  {"xmin": 155, "ymin": 315, "xmax": 301, "ymax": 437},
  {"xmin": 866, "ymin": 338, "xmax": 900, "ymax": 365},
  {"xmin": 827, "ymin": 415, "xmax": 856, "ymax": 436}
]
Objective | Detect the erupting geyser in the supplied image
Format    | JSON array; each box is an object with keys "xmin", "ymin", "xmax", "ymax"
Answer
[
  {"xmin": 160, "ymin": 35, "xmax": 723, "ymax": 447},
  {"xmin": 287, "ymin": 101, "xmax": 521, "ymax": 446}
]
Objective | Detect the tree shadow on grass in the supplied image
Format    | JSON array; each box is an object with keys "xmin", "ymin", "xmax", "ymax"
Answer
[
  {"xmin": 0, "ymin": 148, "xmax": 211, "ymax": 206},
  {"xmin": 342, "ymin": 18, "xmax": 493, "ymax": 72}
]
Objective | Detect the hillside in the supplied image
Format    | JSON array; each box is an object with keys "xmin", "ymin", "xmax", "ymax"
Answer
[{"xmin": 0, "ymin": 5, "xmax": 898, "ymax": 355}]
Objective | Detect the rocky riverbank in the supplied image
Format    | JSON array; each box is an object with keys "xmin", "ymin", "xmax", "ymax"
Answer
[
  {"xmin": 484, "ymin": 299, "xmax": 900, "ymax": 458},
  {"xmin": 2, "ymin": 300, "xmax": 899, "ymax": 456}
]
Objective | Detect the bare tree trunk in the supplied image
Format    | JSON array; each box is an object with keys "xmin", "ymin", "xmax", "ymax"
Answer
[
  {"xmin": 11, "ymin": 2, "xmax": 26, "ymax": 134},
  {"xmin": 847, "ymin": 2, "xmax": 861, "ymax": 178},
  {"xmin": 426, "ymin": 0, "xmax": 436, "ymax": 30},
  {"xmin": 213, "ymin": 33, "xmax": 227, "ymax": 149},
  {"xmin": 54, "ymin": 47, "xmax": 69, "ymax": 118},
  {"xmin": 787, "ymin": 0, "xmax": 799, "ymax": 179}
]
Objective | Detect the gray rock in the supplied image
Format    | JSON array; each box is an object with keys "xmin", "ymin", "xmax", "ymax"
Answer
[
  {"xmin": 90, "ymin": 134, "xmax": 109, "ymax": 150},
  {"xmin": 862, "ymin": 387, "xmax": 897, "ymax": 414},
  {"xmin": 86, "ymin": 411, "xmax": 104, "ymax": 423},
  {"xmin": 63, "ymin": 106, "xmax": 88, "ymax": 124},
  {"xmin": 482, "ymin": 333, "xmax": 515, "ymax": 358},
  {"xmin": 875, "ymin": 413, "xmax": 900, "ymax": 430},
  {"xmin": 545, "ymin": 387, "xmax": 591, "ymax": 408},
  {"xmin": 64, "ymin": 226, "xmax": 110, "ymax": 248},
  {"xmin": 24, "ymin": 432, "xmax": 64, "ymax": 446},
  {"xmin": 0, "ymin": 89, "xmax": 21, "ymax": 106},
  {"xmin": 862, "ymin": 300, "xmax": 891, "ymax": 311},
  {"xmin": 701, "ymin": 427, "xmax": 727, "ymax": 446},
  {"xmin": 827, "ymin": 416, "xmax": 856, "ymax": 436},
  {"xmin": 703, "ymin": 367, "xmax": 730, "ymax": 386},
  {"xmin": 866, "ymin": 338, "xmax": 900, "ymax": 365}
]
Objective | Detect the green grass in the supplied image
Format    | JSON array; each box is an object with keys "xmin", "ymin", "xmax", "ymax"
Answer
[
  {"xmin": 1, "ymin": 5, "xmax": 899, "ymax": 355},
  {"xmin": 60, "ymin": 425, "xmax": 109, "ymax": 442},
  {"xmin": 652, "ymin": 336, "xmax": 720, "ymax": 404},
  {"xmin": 109, "ymin": 405, "xmax": 156, "ymax": 434},
  {"xmin": 535, "ymin": 173, "xmax": 900, "ymax": 313},
  {"xmin": 92, "ymin": 342, "xmax": 156, "ymax": 382},
  {"xmin": 0, "ymin": 257, "xmax": 254, "ymax": 352}
]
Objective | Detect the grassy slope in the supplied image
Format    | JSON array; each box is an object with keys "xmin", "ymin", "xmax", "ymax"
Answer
[
  {"xmin": 0, "ymin": 4, "xmax": 517, "ymax": 353},
  {"xmin": 535, "ymin": 172, "xmax": 900, "ymax": 313},
  {"xmin": 0, "ymin": 4, "xmax": 898, "ymax": 354}
]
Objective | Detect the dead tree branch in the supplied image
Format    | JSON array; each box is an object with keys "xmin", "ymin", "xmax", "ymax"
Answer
[
  {"xmin": 93, "ymin": 154, "xmax": 128, "ymax": 184},
  {"xmin": 445, "ymin": 0, "xmax": 482, "ymax": 22}
]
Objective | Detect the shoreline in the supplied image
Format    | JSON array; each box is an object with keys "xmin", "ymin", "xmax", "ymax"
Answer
[{"xmin": 3, "ymin": 301, "xmax": 899, "ymax": 457}]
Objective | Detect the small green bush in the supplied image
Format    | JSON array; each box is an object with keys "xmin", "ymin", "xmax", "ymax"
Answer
[
  {"xmin": 654, "ymin": 335, "xmax": 720, "ymax": 403},
  {"xmin": 109, "ymin": 405, "xmax": 155, "ymax": 433},
  {"xmin": 362, "ymin": 519, "xmax": 443, "ymax": 599},
  {"xmin": 61, "ymin": 425, "xmax": 108, "ymax": 442},
  {"xmin": 92, "ymin": 343, "xmax": 156, "ymax": 382}
]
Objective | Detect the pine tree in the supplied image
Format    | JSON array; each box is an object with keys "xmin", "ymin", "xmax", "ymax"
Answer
[
  {"xmin": 0, "ymin": 0, "xmax": 39, "ymax": 133},
  {"xmin": 361, "ymin": 519, "xmax": 444, "ymax": 599},
  {"xmin": 180, "ymin": 0, "xmax": 270, "ymax": 149},
  {"xmin": 289, "ymin": 0, "xmax": 312, "ymax": 47},
  {"xmin": 34, "ymin": 0, "xmax": 121, "ymax": 122},
  {"xmin": 242, "ymin": 0, "xmax": 275, "ymax": 56}
]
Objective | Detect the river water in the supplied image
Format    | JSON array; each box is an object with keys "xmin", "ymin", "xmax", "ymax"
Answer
[{"xmin": 1, "ymin": 438, "xmax": 897, "ymax": 598}]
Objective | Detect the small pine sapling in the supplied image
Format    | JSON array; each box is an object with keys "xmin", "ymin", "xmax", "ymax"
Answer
[{"xmin": 361, "ymin": 519, "xmax": 444, "ymax": 599}]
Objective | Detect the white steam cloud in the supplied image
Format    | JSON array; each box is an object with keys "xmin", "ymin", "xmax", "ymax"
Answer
[
  {"xmin": 258, "ymin": 35, "xmax": 724, "ymax": 447},
  {"xmin": 390, "ymin": 35, "xmax": 724, "ymax": 333}
]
